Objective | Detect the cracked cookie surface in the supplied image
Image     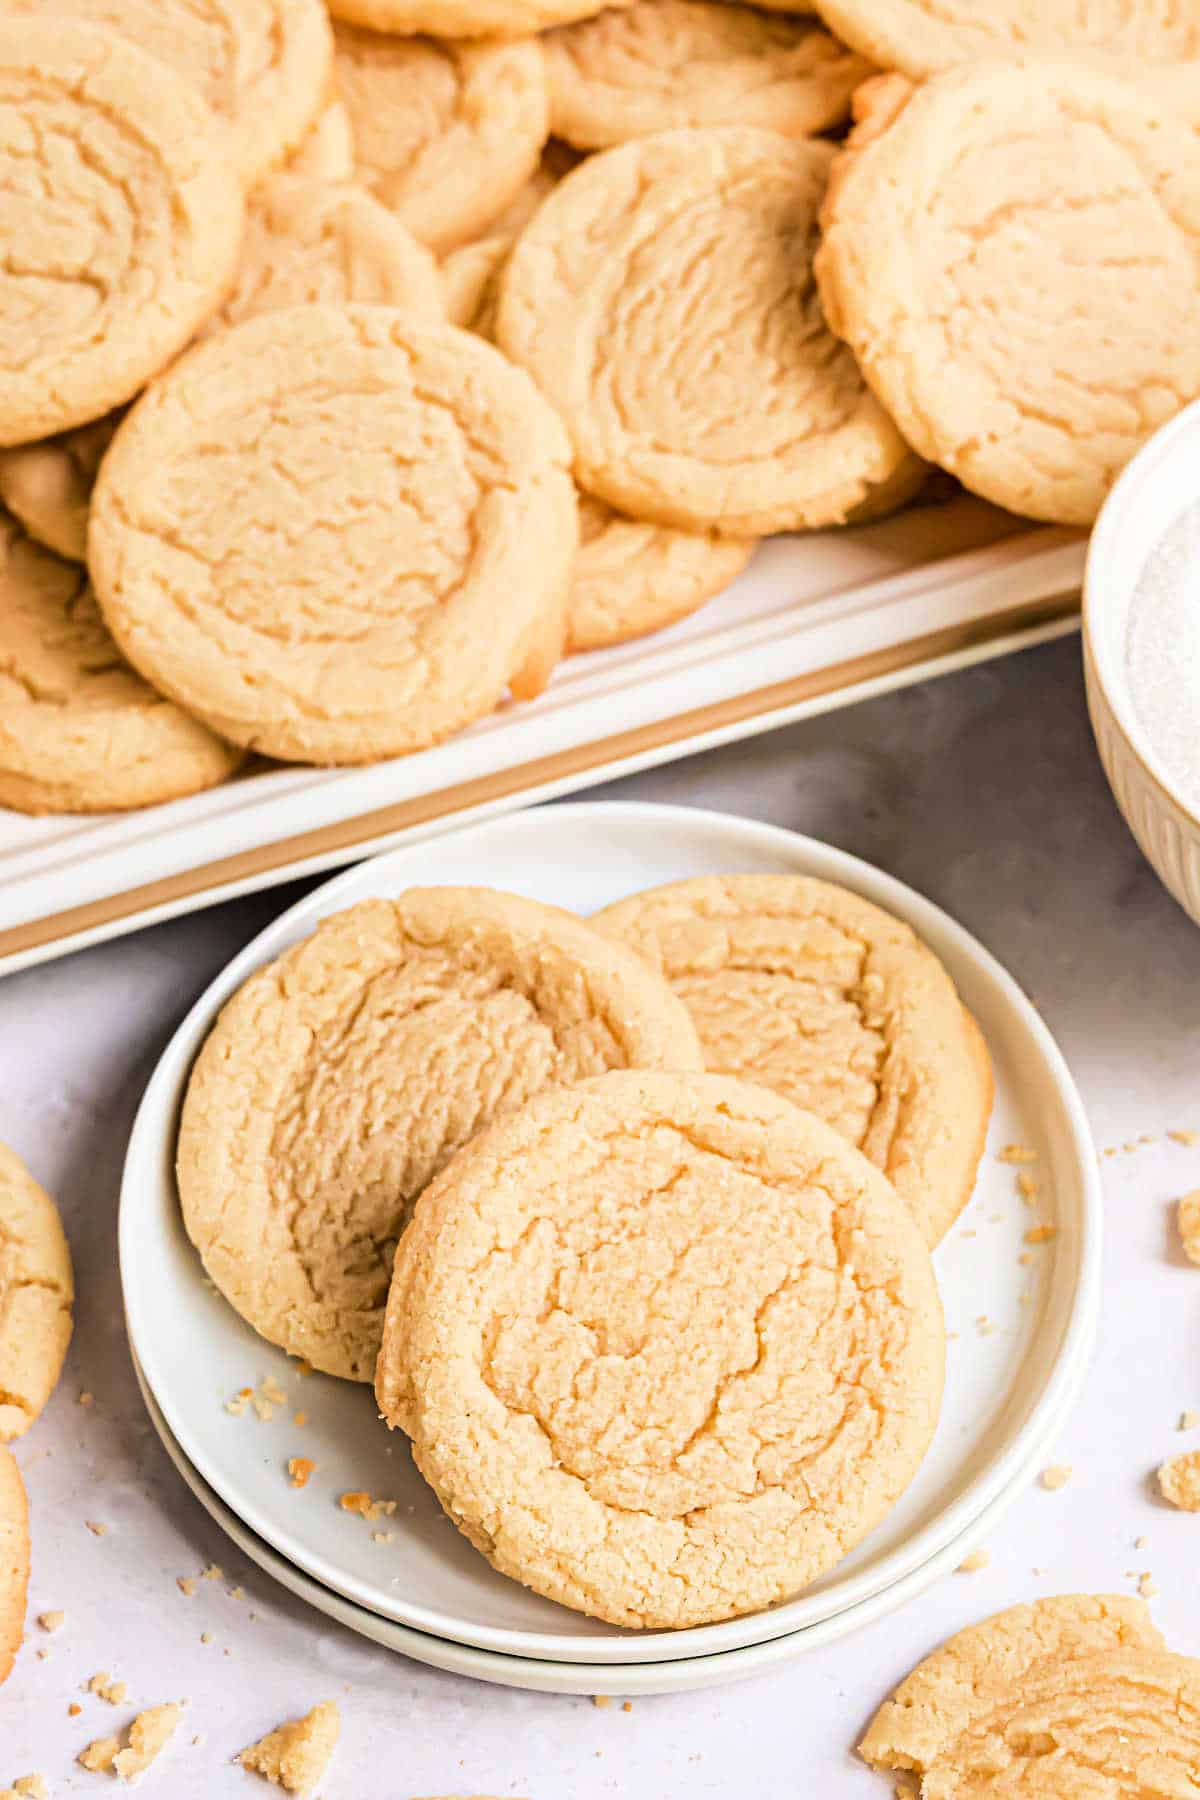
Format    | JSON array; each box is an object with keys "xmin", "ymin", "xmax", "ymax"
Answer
[
  {"xmin": 378, "ymin": 1070, "xmax": 943, "ymax": 1629},
  {"xmin": 89, "ymin": 306, "xmax": 577, "ymax": 764},
  {"xmin": 0, "ymin": 416, "xmax": 119, "ymax": 566},
  {"xmin": 179, "ymin": 889, "xmax": 703, "ymax": 1381},
  {"xmin": 544, "ymin": 0, "xmax": 872, "ymax": 149},
  {"xmin": 335, "ymin": 23, "xmax": 548, "ymax": 255},
  {"xmin": 0, "ymin": 1444, "xmax": 27, "ymax": 1686},
  {"xmin": 5, "ymin": 0, "xmax": 334, "ymax": 183},
  {"xmin": 0, "ymin": 21, "xmax": 244, "ymax": 447},
  {"xmin": 0, "ymin": 1142, "xmax": 72, "ymax": 1442},
  {"xmin": 496, "ymin": 127, "xmax": 921, "ymax": 536},
  {"xmin": 0, "ymin": 512, "xmax": 243, "ymax": 814},
  {"xmin": 816, "ymin": 60, "xmax": 1200, "ymax": 525},
  {"xmin": 597, "ymin": 874, "xmax": 992, "ymax": 1246}
]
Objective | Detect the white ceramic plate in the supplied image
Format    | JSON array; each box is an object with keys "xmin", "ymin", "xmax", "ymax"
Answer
[
  {"xmin": 120, "ymin": 802, "xmax": 1101, "ymax": 1668},
  {"xmin": 133, "ymin": 1346, "xmax": 1088, "ymax": 1696}
]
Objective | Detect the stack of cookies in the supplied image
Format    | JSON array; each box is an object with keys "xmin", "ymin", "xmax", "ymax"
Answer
[
  {"xmin": 4, "ymin": 0, "xmax": 1200, "ymax": 814},
  {"xmin": 179, "ymin": 873, "xmax": 993, "ymax": 1629}
]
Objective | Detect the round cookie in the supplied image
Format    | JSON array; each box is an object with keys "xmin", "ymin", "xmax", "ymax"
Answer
[
  {"xmin": 0, "ymin": 1445, "xmax": 28, "ymax": 1687},
  {"xmin": 569, "ymin": 495, "xmax": 756, "ymax": 653},
  {"xmin": 335, "ymin": 23, "xmax": 548, "ymax": 255},
  {"xmin": 378, "ymin": 1070, "xmax": 944, "ymax": 1629},
  {"xmin": 0, "ymin": 1143, "xmax": 73, "ymax": 1442},
  {"xmin": 178, "ymin": 889, "xmax": 704, "ymax": 1381},
  {"xmin": 543, "ymin": 1, "xmax": 872, "ymax": 150},
  {"xmin": 0, "ymin": 513, "xmax": 243, "ymax": 815},
  {"xmin": 212, "ymin": 177, "xmax": 444, "ymax": 335},
  {"xmin": 496, "ymin": 128, "xmax": 922, "ymax": 536},
  {"xmin": 860, "ymin": 1593, "xmax": 1166, "ymax": 1774},
  {"xmin": 441, "ymin": 147, "xmax": 573, "ymax": 331},
  {"xmin": 596, "ymin": 874, "xmax": 992, "ymax": 1246},
  {"xmin": 286, "ymin": 98, "xmax": 356, "ymax": 181},
  {"xmin": 89, "ymin": 307, "xmax": 577, "ymax": 764},
  {"xmin": 816, "ymin": 61, "xmax": 1200, "ymax": 526},
  {"xmin": 4, "ymin": 0, "xmax": 334, "ymax": 184},
  {"xmin": 0, "ymin": 22, "xmax": 244, "ymax": 449},
  {"xmin": 329, "ymin": 0, "xmax": 630, "ymax": 38},
  {"xmin": 0, "ymin": 415, "xmax": 119, "ymax": 566}
]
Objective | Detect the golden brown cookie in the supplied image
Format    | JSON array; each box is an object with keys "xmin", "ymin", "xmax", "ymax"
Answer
[
  {"xmin": 544, "ymin": 1, "xmax": 872, "ymax": 149},
  {"xmin": 816, "ymin": 61, "xmax": 1200, "ymax": 526},
  {"xmin": 0, "ymin": 416, "xmax": 119, "ymax": 566},
  {"xmin": 5, "ymin": 0, "xmax": 334, "ymax": 184},
  {"xmin": 0, "ymin": 513, "xmax": 243, "ymax": 814},
  {"xmin": 1159, "ymin": 1450, "xmax": 1200, "ymax": 1510},
  {"xmin": 89, "ymin": 307, "xmax": 577, "ymax": 765},
  {"xmin": 379, "ymin": 1070, "xmax": 944, "ymax": 1629},
  {"xmin": 212, "ymin": 176, "xmax": 444, "ymax": 334},
  {"xmin": 440, "ymin": 147, "xmax": 573, "ymax": 331},
  {"xmin": 329, "ymin": 0, "xmax": 629, "ymax": 38},
  {"xmin": 0, "ymin": 1445, "xmax": 27, "ymax": 1687},
  {"xmin": 179, "ymin": 889, "xmax": 704, "ymax": 1380},
  {"xmin": 0, "ymin": 1143, "xmax": 73, "ymax": 1442},
  {"xmin": 240, "ymin": 1702, "xmax": 339, "ymax": 1796},
  {"xmin": 496, "ymin": 128, "xmax": 922, "ymax": 536},
  {"xmin": 335, "ymin": 23, "xmax": 548, "ymax": 254},
  {"xmin": 0, "ymin": 22, "xmax": 245, "ymax": 449},
  {"xmin": 596, "ymin": 873, "xmax": 992, "ymax": 1246}
]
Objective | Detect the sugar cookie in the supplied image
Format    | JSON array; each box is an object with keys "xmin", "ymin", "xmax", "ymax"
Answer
[
  {"xmin": 0, "ymin": 1143, "xmax": 73, "ymax": 1442},
  {"xmin": 4, "ymin": 0, "xmax": 334, "ymax": 183},
  {"xmin": 596, "ymin": 874, "xmax": 992, "ymax": 1246},
  {"xmin": 816, "ymin": 61, "xmax": 1200, "ymax": 525},
  {"xmin": 379, "ymin": 1070, "xmax": 943, "ymax": 1629},
  {"xmin": 286, "ymin": 99, "xmax": 356, "ymax": 182},
  {"xmin": 0, "ymin": 1445, "xmax": 27, "ymax": 1687},
  {"xmin": 1159, "ymin": 1450, "xmax": 1200, "ymax": 1510},
  {"xmin": 179, "ymin": 890, "xmax": 704, "ymax": 1380},
  {"xmin": 212, "ymin": 177, "xmax": 444, "ymax": 334},
  {"xmin": 544, "ymin": 1, "xmax": 872, "ymax": 150},
  {"xmin": 860, "ymin": 1594, "xmax": 1166, "ymax": 1775},
  {"xmin": 0, "ymin": 514, "xmax": 243, "ymax": 815},
  {"xmin": 0, "ymin": 22, "xmax": 244, "ymax": 449},
  {"xmin": 0, "ymin": 416, "xmax": 118, "ymax": 566},
  {"xmin": 335, "ymin": 24, "xmax": 548, "ymax": 255},
  {"xmin": 329, "ymin": 0, "xmax": 628, "ymax": 38},
  {"xmin": 496, "ymin": 128, "xmax": 921, "ymax": 536},
  {"xmin": 441, "ymin": 147, "xmax": 573, "ymax": 331},
  {"xmin": 569, "ymin": 495, "xmax": 756, "ymax": 653},
  {"xmin": 89, "ymin": 307, "xmax": 577, "ymax": 765}
]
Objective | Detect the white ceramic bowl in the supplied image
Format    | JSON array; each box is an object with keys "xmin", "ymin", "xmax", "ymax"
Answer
[{"xmin": 1084, "ymin": 398, "xmax": 1200, "ymax": 924}]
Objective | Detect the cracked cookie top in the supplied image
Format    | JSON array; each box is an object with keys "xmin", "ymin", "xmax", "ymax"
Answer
[
  {"xmin": 378, "ymin": 1069, "xmax": 943, "ymax": 1629},
  {"xmin": 178, "ymin": 889, "xmax": 704, "ymax": 1381},
  {"xmin": 0, "ymin": 1140, "xmax": 73, "ymax": 1442}
]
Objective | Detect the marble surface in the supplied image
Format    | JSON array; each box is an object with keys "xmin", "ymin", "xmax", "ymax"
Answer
[{"xmin": 4, "ymin": 635, "xmax": 1200, "ymax": 1796}]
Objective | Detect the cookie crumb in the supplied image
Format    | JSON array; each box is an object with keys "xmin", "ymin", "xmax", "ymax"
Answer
[
  {"xmin": 1169, "ymin": 1129, "xmax": 1199, "ymax": 1146},
  {"xmin": 956, "ymin": 1548, "xmax": 990, "ymax": 1573},
  {"xmin": 339, "ymin": 1491, "xmax": 370, "ymax": 1515},
  {"xmin": 225, "ymin": 1387, "xmax": 253, "ymax": 1417},
  {"xmin": 112, "ymin": 1703, "xmax": 183, "ymax": 1782},
  {"xmin": 997, "ymin": 1144, "xmax": 1037, "ymax": 1164},
  {"xmin": 1138, "ymin": 1572, "xmax": 1158, "ymax": 1599},
  {"xmin": 68, "ymin": 1702, "xmax": 82, "ymax": 1717},
  {"xmin": 293, "ymin": 1360, "xmax": 313, "ymax": 1377},
  {"xmin": 293, "ymin": 1412, "xmax": 307, "ymax": 1428},
  {"xmin": 239, "ymin": 1700, "xmax": 339, "ymax": 1795},
  {"xmin": 176, "ymin": 1577, "xmax": 197, "ymax": 1597},
  {"xmin": 1016, "ymin": 1172, "xmax": 1039, "ymax": 1203},
  {"xmin": 200, "ymin": 1633, "xmax": 213, "ymax": 1646},
  {"xmin": 593, "ymin": 1695, "xmax": 613, "ymax": 1709},
  {"xmin": 1135, "ymin": 1535, "xmax": 1148, "ymax": 1549},
  {"xmin": 622, "ymin": 1701, "xmax": 632, "ymax": 1712},
  {"xmin": 1180, "ymin": 1410, "xmax": 1200, "ymax": 1431},
  {"xmin": 13, "ymin": 1778, "xmax": 48, "ymax": 1799},
  {"xmin": 288, "ymin": 1458, "xmax": 316, "ymax": 1490},
  {"xmin": 1024, "ymin": 1224, "xmax": 1057, "ymax": 1245},
  {"xmin": 37, "ymin": 1611, "xmax": 64, "ymax": 1633},
  {"xmin": 365, "ymin": 1498, "xmax": 396, "ymax": 1522},
  {"xmin": 1018, "ymin": 1251, "xmax": 1034, "ymax": 1266},
  {"xmin": 1177, "ymin": 1192, "xmax": 1200, "ymax": 1264},
  {"xmin": 87, "ymin": 1672, "xmax": 127, "ymax": 1707},
  {"xmin": 84, "ymin": 1521, "xmax": 107, "ymax": 1537},
  {"xmin": 1040, "ymin": 1464, "xmax": 1072, "ymax": 1491},
  {"xmin": 78, "ymin": 1737, "xmax": 119, "ymax": 1773},
  {"xmin": 78, "ymin": 1391, "xmax": 94, "ymax": 1408},
  {"xmin": 1158, "ymin": 1450, "xmax": 1200, "ymax": 1510},
  {"xmin": 371, "ymin": 1531, "xmax": 392, "ymax": 1544},
  {"xmin": 201, "ymin": 1564, "xmax": 222, "ymax": 1582}
]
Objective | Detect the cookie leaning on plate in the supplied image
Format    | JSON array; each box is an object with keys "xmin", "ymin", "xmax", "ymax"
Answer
[
  {"xmin": 89, "ymin": 307, "xmax": 577, "ymax": 764},
  {"xmin": 816, "ymin": 61, "xmax": 1200, "ymax": 525},
  {"xmin": 596, "ymin": 874, "xmax": 992, "ymax": 1246},
  {"xmin": 0, "ymin": 1445, "xmax": 27, "ymax": 1686},
  {"xmin": 178, "ymin": 889, "xmax": 704, "ymax": 1381},
  {"xmin": 496, "ymin": 128, "xmax": 923, "ymax": 537},
  {"xmin": 568, "ymin": 496, "xmax": 756, "ymax": 653},
  {"xmin": 0, "ymin": 1143, "xmax": 73, "ymax": 1443},
  {"xmin": 378, "ymin": 1070, "xmax": 944, "ymax": 1630},
  {"xmin": 0, "ymin": 21, "xmax": 244, "ymax": 448}
]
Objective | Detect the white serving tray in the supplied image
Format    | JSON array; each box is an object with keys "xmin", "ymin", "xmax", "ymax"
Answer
[{"xmin": 0, "ymin": 496, "xmax": 1084, "ymax": 974}]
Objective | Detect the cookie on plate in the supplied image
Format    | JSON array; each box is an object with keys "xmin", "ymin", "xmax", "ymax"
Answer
[
  {"xmin": 543, "ymin": 1, "xmax": 872, "ymax": 149},
  {"xmin": 568, "ymin": 495, "xmax": 756, "ymax": 653},
  {"xmin": 860, "ymin": 1594, "xmax": 1200, "ymax": 1793},
  {"xmin": 0, "ymin": 416, "xmax": 119, "ymax": 566},
  {"xmin": 89, "ymin": 307, "xmax": 577, "ymax": 764},
  {"xmin": 335, "ymin": 23, "xmax": 548, "ymax": 254},
  {"xmin": 178, "ymin": 889, "xmax": 704, "ymax": 1381},
  {"xmin": 496, "ymin": 128, "xmax": 923, "ymax": 536},
  {"xmin": 816, "ymin": 61, "xmax": 1200, "ymax": 525},
  {"xmin": 5, "ymin": 0, "xmax": 334, "ymax": 183},
  {"xmin": 378, "ymin": 1070, "xmax": 944, "ymax": 1629},
  {"xmin": 329, "ymin": 0, "xmax": 630, "ymax": 39},
  {"xmin": 0, "ymin": 1143, "xmax": 73, "ymax": 1442},
  {"xmin": 0, "ymin": 1445, "xmax": 27, "ymax": 1687},
  {"xmin": 0, "ymin": 513, "xmax": 243, "ymax": 814},
  {"xmin": 0, "ymin": 22, "xmax": 244, "ymax": 449},
  {"xmin": 596, "ymin": 874, "xmax": 992, "ymax": 1246}
]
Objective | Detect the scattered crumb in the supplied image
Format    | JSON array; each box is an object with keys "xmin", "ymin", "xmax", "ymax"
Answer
[
  {"xmin": 87, "ymin": 1673, "xmax": 127, "ymax": 1707},
  {"xmin": 371, "ymin": 1532, "xmax": 393, "ymax": 1545},
  {"xmin": 1180, "ymin": 1410, "xmax": 1200, "ymax": 1431},
  {"xmin": 1158, "ymin": 1450, "xmax": 1200, "ymax": 1511},
  {"xmin": 200, "ymin": 1634, "xmax": 213, "ymax": 1646},
  {"xmin": 997, "ymin": 1144, "xmax": 1037, "ymax": 1164},
  {"xmin": 1024, "ymin": 1224, "xmax": 1057, "ymax": 1245},
  {"xmin": 1102, "ymin": 1146, "xmax": 1118, "ymax": 1158},
  {"xmin": 239, "ymin": 1701, "xmax": 339, "ymax": 1795},
  {"xmin": 78, "ymin": 1738, "xmax": 119, "ymax": 1774},
  {"xmin": 112, "ymin": 1703, "xmax": 183, "ymax": 1782},
  {"xmin": 1123, "ymin": 1141, "xmax": 1139, "ymax": 1154},
  {"xmin": 1018, "ymin": 1252, "xmax": 1035, "ymax": 1267},
  {"xmin": 229, "ymin": 1587, "xmax": 245, "ymax": 1602},
  {"xmin": 959, "ymin": 1228, "xmax": 977, "ymax": 1239},
  {"xmin": 593, "ymin": 1695, "xmax": 613, "ymax": 1709},
  {"xmin": 1017, "ymin": 1172, "xmax": 1039, "ymax": 1202},
  {"xmin": 78, "ymin": 1392, "xmax": 94, "ymax": 1408},
  {"xmin": 974, "ymin": 1316, "xmax": 994, "ymax": 1337},
  {"xmin": 1178, "ymin": 1192, "xmax": 1200, "ymax": 1265},
  {"xmin": 1138, "ymin": 1572, "xmax": 1158, "ymax": 1599},
  {"xmin": 293, "ymin": 1360, "xmax": 313, "ymax": 1377},
  {"xmin": 946, "ymin": 1331, "xmax": 959, "ymax": 1342},
  {"xmin": 365, "ymin": 1499, "xmax": 396, "ymax": 1522},
  {"xmin": 176, "ymin": 1577, "xmax": 197, "ymax": 1597},
  {"xmin": 292, "ymin": 1412, "xmax": 307, "ymax": 1428},
  {"xmin": 84, "ymin": 1521, "xmax": 107, "ymax": 1537},
  {"xmin": 1170, "ymin": 1129, "xmax": 1199, "ymax": 1146},
  {"xmin": 68, "ymin": 1703, "xmax": 82, "ymax": 1717},
  {"xmin": 201, "ymin": 1565, "xmax": 222, "ymax": 1582},
  {"xmin": 1135, "ymin": 1535, "xmax": 1148, "ymax": 1549},
  {"xmin": 288, "ymin": 1458, "xmax": 316, "ymax": 1491},
  {"xmin": 225, "ymin": 1388, "xmax": 253, "ymax": 1418},
  {"xmin": 956, "ymin": 1548, "xmax": 990, "ymax": 1573},
  {"xmin": 622, "ymin": 1701, "xmax": 632, "ymax": 1712},
  {"xmin": 1031, "ymin": 1567, "xmax": 1045, "ymax": 1576},
  {"xmin": 339, "ymin": 1491, "xmax": 370, "ymax": 1515},
  {"xmin": 37, "ymin": 1611, "xmax": 64, "ymax": 1633},
  {"xmin": 11, "ymin": 1779, "xmax": 47, "ymax": 1799},
  {"xmin": 261, "ymin": 1377, "xmax": 287, "ymax": 1406},
  {"xmin": 35, "ymin": 1650, "xmax": 50, "ymax": 1662},
  {"xmin": 1040, "ymin": 1464, "xmax": 1072, "ymax": 1491}
]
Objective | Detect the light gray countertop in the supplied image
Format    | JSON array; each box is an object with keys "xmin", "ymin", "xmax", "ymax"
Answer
[{"xmin": 5, "ymin": 635, "xmax": 1200, "ymax": 1795}]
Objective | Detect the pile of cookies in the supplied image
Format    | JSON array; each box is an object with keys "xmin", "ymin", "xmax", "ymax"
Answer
[
  {"xmin": 5, "ymin": 1, "xmax": 1200, "ymax": 816},
  {"xmin": 179, "ymin": 873, "xmax": 993, "ymax": 1628}
]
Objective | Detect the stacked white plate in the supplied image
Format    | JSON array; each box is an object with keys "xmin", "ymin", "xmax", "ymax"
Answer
[{"xmin": 120, "ymin": 803, "xmax": 1101, "ymax": 1695}]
